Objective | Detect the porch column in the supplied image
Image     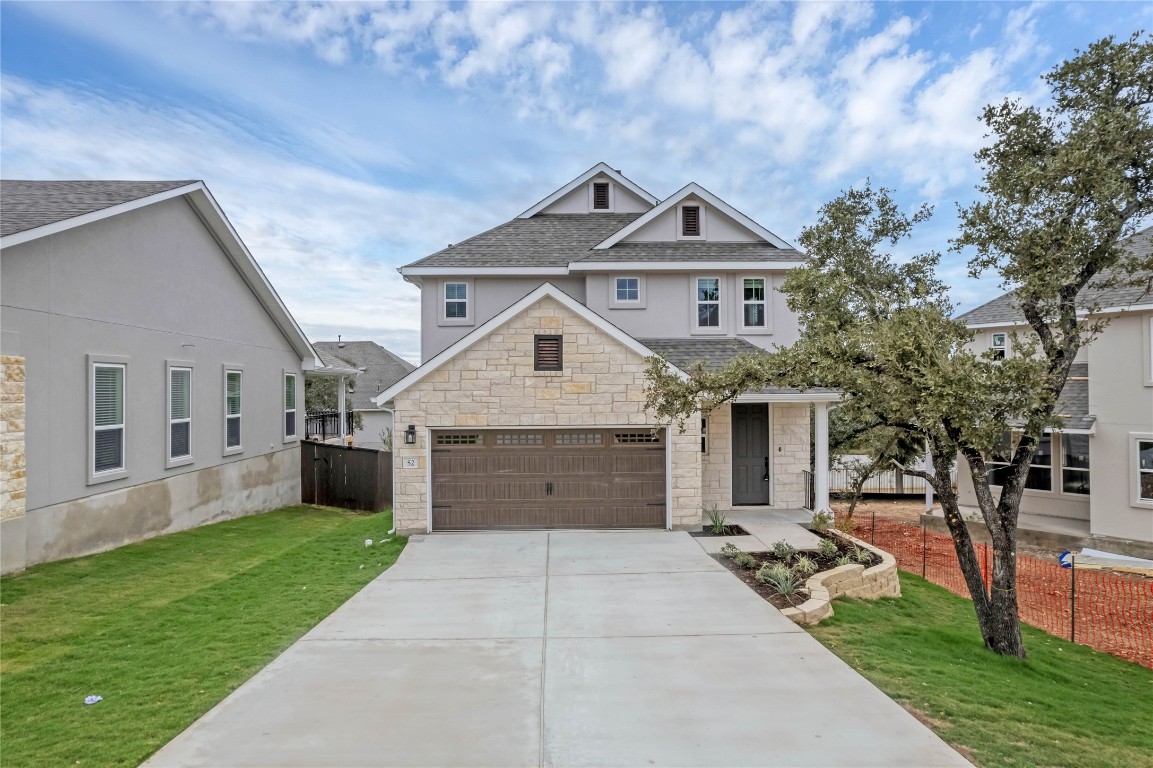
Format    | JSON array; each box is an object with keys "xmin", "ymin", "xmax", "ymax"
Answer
[
  {"xmin": 336, "ymin": 375, "xmax": 347, "ymax": 438},
  {"xmin": 814, "ymin": 402, "xmax": 831, "ymax": 514}
]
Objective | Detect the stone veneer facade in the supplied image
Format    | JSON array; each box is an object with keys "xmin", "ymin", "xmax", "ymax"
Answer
[
  {"xmin": 391, "ymin": 296, "xmax": 703, "ymax": 534},
  {"xmin": 1, "ymin": 355, "xmax": 26, "ymax": 522},
  {"xmin": 701, "ymin": 402, "xmax": 811, "ymax": 510}
]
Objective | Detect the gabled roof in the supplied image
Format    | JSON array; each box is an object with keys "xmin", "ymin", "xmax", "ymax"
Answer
[
  {"xmin": 517, "ymin": 162, "xmax": 658, "ymax": 219},
  {"xmin": 0, "ymin": 179, "xmax": 322, "ymax": 367},
  {"xmin": 571, "ymin": 242, "xmax": 806, "ymax": 267},
  {"xmin": 956, "ymin": 227, "xmax": 1153, "ymax": 327},
  {"xmin": 592, "ymin": 182, "xmax": 796, "ymax": 250},
  {"xmin": 313, "ymin": 341, "xmax": 416, "ymax": 409},
  {"xmin": 373, "ymin": 283, "xmax": 688, "ymax": 405}
]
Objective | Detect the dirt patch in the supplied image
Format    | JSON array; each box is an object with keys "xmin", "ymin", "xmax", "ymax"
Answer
[
  {"xmin": 714, "ymin": 554, "xmax": 807, "ymax": 610},
  {"xmin": 689, "ymin": 525, "xmax": 749, "ymax": 537}
]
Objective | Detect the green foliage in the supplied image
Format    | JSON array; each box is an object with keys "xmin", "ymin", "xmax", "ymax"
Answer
[
  {"xmin": 808, "ymin": 576, "xmax": 1153, "ymax": 768},
  {"xmin": 304, "ymin": 374, "xmax": 365, "ymax": 431},
  {"xmin": 704, "ymin": 504, "xmax": 728, "ymax": 534},
  {"xmin": 836, "ymin": 555, "xmax": 856, "ymax": 567},
  {"xmin": 0, "ymin": 506, "xmax": 405, "ymax": 768},
  {"xmin": 733, "ymin": 552, "xmax": 758, "ymax": 569},
  {"xmin": 794, "ymin": 555, "xmax": 818, "ymax": 576},
  {"xmin": 719, "ymin": 542, "xmax": 741, "ymax": 558},
  {"xmin": 771, "ymin": 540, "xmax": 796, "ymax": 560},
  {"xmin": 379, "ymin": 427, "xmax": 394, "ymax": 452},
  {"xmin": 756, "ymin": 563, "xmax": 803, "ymax": 596},
  {"xmin": 809, "ymin": 511, "xmax": 832, "ymax": 533},
  {"xmin": 852, "ymin": 546, "xmax": 873, "ymax": 564},
  {"xmin": 818, "ymin": 537, "xmax": 840, "ymax": 558}
]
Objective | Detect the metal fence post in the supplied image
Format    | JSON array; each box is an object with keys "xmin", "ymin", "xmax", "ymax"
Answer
[
  {"xmin": 871, "ymin": 509, "xmax": 876, "ymax": 544},
  {"xmin": 921, "ymin": 523, "xmax": 927, "ymax": 578},
  {"xmin": 1070, "ymin": 554, "xmax": 1076, "ymax": 643}
]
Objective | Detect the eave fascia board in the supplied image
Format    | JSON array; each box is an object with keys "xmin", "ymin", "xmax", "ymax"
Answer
[
  {"xmin": 306, "ymin": 365, "xmax": 360, "ymax": 377},
  {"xmin": 399, "ymin": 266, "xmax": 571, "ymax": 277},
  {"xmin": 373, "ymin": 282, "xmax": 687, "ymax": 406},
  {"xmin": 733, "ymin": 391, "xmax": 843, "ymax": 403},
  {"xmin": 516, "ymin": 162, "xmax": 659, "ymax": 219},
  {"xmin": 0, "ymin": 182, "xmax": 203, "ymax": 249},
  {"xmin": 182, "ymin": 186, "xmax": 317, "ymax": 363},
  {"xmin": 569, "ymin": 260, "xmax": 807, "ymax": 272},
  {"xmin": 593, "ymin": 182, "xmax": 795, "ymax": 250},
  {"xmin": 963, "ymin": 302, "xmax": 1153, "ymax": 329}
]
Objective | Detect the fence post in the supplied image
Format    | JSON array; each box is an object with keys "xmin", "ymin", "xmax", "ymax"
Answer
[
  {"xmin": 1070, "ymin": 554, "xmax": 1076, "ymax": 643},
  {"xmin": 921, "ymin": 522, "xmax": 927, "ymax": 578},
  {"xmin": 871, "ymin": 509, "xmax": 876, "ymax": 544}
]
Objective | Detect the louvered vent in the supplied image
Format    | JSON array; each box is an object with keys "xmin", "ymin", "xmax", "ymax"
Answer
[
  {"xmin": 592, "ymin": 182, "xmax": 610, "ymax": 210},
  {"xmin": 534, "ymin": 335, "xmax": 563, "ymax": 371},
  {"xmin": 682, "ymin": 205, "xmax": 700, "ymax": 236}
]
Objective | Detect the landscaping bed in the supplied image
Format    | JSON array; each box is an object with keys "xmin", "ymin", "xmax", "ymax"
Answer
[{"xmin": 689, "ymin": 524, "xmax": 749, "ymax": 537}]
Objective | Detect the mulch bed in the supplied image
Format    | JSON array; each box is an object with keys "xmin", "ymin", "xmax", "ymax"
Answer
[
  {"xmin": 689, "ymin": 525, "xmax": 749, "ymax": 537},
  {"xmin": 714, "ymin": 554, "xmax": 808, "ymax": 609}
]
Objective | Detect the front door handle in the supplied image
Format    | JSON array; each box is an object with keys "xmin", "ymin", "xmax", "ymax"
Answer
[{"xmin": 763, "ymin": 456, "xmax": 770, "ymax": 483}]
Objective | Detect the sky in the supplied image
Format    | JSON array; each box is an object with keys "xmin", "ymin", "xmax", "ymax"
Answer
[{"xmin": 1, "ymin": 1, "xmax": 1147, "ymax": 364}]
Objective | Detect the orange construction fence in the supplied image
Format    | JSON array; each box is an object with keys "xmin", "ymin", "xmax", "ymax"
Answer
[{"xmin": 845, "ymin": 515, "xmax": 1153, "ymax": 670}]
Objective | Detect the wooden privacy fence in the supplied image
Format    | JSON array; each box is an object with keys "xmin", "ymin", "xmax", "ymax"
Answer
[
  {"xmin": 301, "ymin": 440, "xmax": 392, "ymax": 512},
  {"xmin": 847, "ymin": 515, "xmax": 1153, "ymax": 670}
]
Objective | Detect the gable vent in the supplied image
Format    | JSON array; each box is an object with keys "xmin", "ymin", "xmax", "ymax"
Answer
[
  {"xmin": 534, "ymin": 335, "xmax": 563, "ymax": 371},
  {"xmin": 682, "ymin": 205, "xmax": 701, "ymax": 237},
  {"xmin": 592, "ymin": 182, "xmax": 610, "ymax": 210}
]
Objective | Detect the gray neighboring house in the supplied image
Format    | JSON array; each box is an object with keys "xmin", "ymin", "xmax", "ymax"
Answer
[
  {"xmin": 312, "ymin": 340, "xmax": 416, "ymax": 448},
  {"xmin": 376, "ymin": 163, "xmax": 839, "ymax": 536},
  {"xmin": 0, "ymin": 180, "xmax": 344, "ymax": 573},
  {"xmin": 953, "ymin": 226, "xmax": 1153, "ymax": 548}
]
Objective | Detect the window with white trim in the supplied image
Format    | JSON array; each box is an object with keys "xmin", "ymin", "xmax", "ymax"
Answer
[
  {"xmin": 444, "ymin": 282, "xmax": 468, "ymax": 319},
  {"xmin": 696, "ymin": 277, "xmax": 720, "ymax": 328},
  {"xmin": 93, "ymin": 363, "xmax": 125, "ymax": 475},
  {"xmin": 1138, "ymin": 439, "xmax": 1153, "ymax": 502},
  {"xmin": 741, "ymin": 277, "xmax": 767, "ymax": 328},
  {"xmin": 169, "ymin": 367, "xmax": 192, "ymax": 461},
  {"xmin": 616, "ymin": 277, "xmax": 640, "ymax": 302},
  {"xmin": 988, "ymin": 430, "xmax": 1053, "ymax": 492},
  {"xmin": 1061, "ymin": 433, "xmax": 1090, "ymax": 495},
  {"xmin": 225, "ymin": 370, "xmax": 242, "ymax": 451},
  {"xmin": 284, "ymin": 373, "xmax": 297, "ymax": 439},
  {"xmin": 990, "ymin": 332, "xmax": 1007, "ymax": 360}
]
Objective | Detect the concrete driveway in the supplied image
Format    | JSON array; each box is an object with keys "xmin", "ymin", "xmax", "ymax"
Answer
[{"xmin": 144, "ymin": 531, "xmax": 970, "ymax": 768}]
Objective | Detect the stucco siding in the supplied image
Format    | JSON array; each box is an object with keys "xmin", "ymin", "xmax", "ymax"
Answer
[
  {"xmin": 542, "ymin": 178, "xmax": 652, "ymax": 214},
  {"xmin": 393, "ymin": 295, "xmax": 703, "ymax": 534}
]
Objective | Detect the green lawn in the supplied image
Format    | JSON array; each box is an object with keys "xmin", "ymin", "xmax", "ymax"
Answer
[
  {"xmin": 0, "ymin": 505, "xmax": 405, "ymax": 768},
  {"xmin": 808, "ymin": 575, "xmax": 1153, "ymax": 768}
]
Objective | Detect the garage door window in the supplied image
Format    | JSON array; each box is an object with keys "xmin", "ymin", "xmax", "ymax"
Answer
[
  {"xmin": 436, "ymin": 433, "xmax": 481, "ymax": 445},
  {"xmin": 495, "ymin": 433, "xmax": 543, "ymax": 446},
  {"xmin": 556, "ymin": 432, "xmax": 602, "ymax": 445},
  {"xmin": 614, "ymin": 431, "xmax": 661, "ymax": 444}
]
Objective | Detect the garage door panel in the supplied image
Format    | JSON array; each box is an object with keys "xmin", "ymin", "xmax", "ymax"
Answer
[
  {"xmin": 434, "ymin": 482, "xmax": 491, "ymax": 502},
  {"xmin": 491, "ymin": 481, "xmax": 550, "ymax": 501},
  {"xmin": 612, "ymin": 479, "xmax": 665, "ymax": 501},
  {"xmin": 489, "ymin": 455, "xmax": 551, "ymax": 475},
  {"xmin": 610, "ymin": 453, "xmax": 664, "ymax": 475},
  {"xmin": 433, "ymin": 455, "xmax": 488, "ymax": 475}
]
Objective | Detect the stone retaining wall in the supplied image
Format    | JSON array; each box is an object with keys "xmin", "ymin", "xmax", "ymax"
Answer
[{"xmin": 780, "ymin": 530, "xmax": 901, "ymax": 625}]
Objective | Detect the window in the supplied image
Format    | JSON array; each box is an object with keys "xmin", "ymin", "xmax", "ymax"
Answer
[
  {"xmin": 682, "ymin": 205, "xmax": 701, "ymax": 237},
  {"xmin": 93, "ymin": 363, "xmax": 125, "ymax": 475},
  {"xmin": 169, "ymin": 367, "xmax": 192, "ymax": 462},
  {"xmin": 592, "ymin": 182, "xmax": 610, "ymax": 210},
  {"xmin": 1138, "ymin": 439, "xmax": 1153, "ymax": 502},
  {"xmin": 696, "ymin": 277, "xmax": 721, "ymax": 328},
  {"xmin": 225, "ymin": 369, "xmax": 242, "ymax": 452},
  {"xmin": 555, "ymin": 432, "xmax": 602, "ymax": 445},
  {"xmin": 444, "ymin": 282, "xmax": 468, "ymax": 319},
  {"xmin": 616, "ymin": 277, "xmax": 640, "ymax": 302},
  {"xmin": 987, "ymin": 430, "xmax": 1013, "ymax": 487},
  {"xmin": 701, "ymin": 417, "xmax": 708, "ymax": 454},
  {"xmin": 284, "ymin": 373, "xmax": 297, "ymax": 439},
  {"xmin": 987, "ymin": 430, "xmax": 1053, "ymax": 492},
  {"xmin": 990, "ymin": 333, "xmax": 1007, "ymax": 360},
  {"xmin": 495, "ymin": 433, "xmax": 543, "ymax": 446},
  {"xmin": 614, "ymin": 431, "xmax": 661, "ymax": 444},
  {"xmin": 535, "ymin": 335, "xmax": 562, "ymax": 371},
  {"xmin": 741, "ymin": 277, "xmax": 767, "ymax": 328},
  {"xmin": 436, "ymin": 433, "xmax": 481, "ymax": 445},
  {"xmin": 1062, "ymin": 433, "xmax": 1090, "ymax": 495}
]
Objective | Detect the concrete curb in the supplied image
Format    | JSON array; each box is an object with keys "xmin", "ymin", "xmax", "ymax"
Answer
[{"xmin": 780, "ymin": 529, "xmax": 901, "ymax": 626}]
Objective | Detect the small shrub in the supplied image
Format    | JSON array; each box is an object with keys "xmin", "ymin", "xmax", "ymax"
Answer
[
  {"xmin": 756, "ymin": 563, "xmax": 803, "ymax": 596},
  {"xmin": 835, "ymin": 554, "xmax": 855, "ymax": 567},
  {"xmin": 794, "ymin": 555, "xmax": 818, "ymax": 576},
  {"xmin": 853, "ymin": 546, "xmax": 872, "ymax": 564},
  {"xmin": 835, "ymin": 515, "xmax": 856, "ymax": 534},
  {"xmin": 817, "ymin": 537, "xmax": 839, "ymax": 558},
  {"xmin": 733, "ymin": 552, "xmax": 758, "ymax": 569},
  {"xmin": 719, "ymin": 542, "xmax": 741, "ymax": 558},
  {"xmin": 771, "ymin": 540, "xmax": 796, "ymax": 560},
  {"xmin": 810, "ymin": 511, "xmax": 832, "ymax": 533},
  {"xmin": 704, "ymin": 504, "xmax": 728, "ymax": 534},
  {"xmin": 756, "ymin": 562, "xmax": 792, "ymax": 584}
]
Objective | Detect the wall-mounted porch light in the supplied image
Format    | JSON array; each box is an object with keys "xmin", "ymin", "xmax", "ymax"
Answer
[{"xmin": 404, "ymin": 425, "xmax": 417, "ymax": 445}]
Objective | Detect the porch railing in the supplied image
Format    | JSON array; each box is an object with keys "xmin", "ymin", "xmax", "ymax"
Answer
[
  {"xmin": 802, "ymin": 470, "xmax": 814, "ymax": 511},
  {"xmin": 305, "ymin": 410, "xmax": 355, "ymax": 442}
]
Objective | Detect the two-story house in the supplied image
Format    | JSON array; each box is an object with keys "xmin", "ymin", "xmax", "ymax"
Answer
[
  {"xmin": 954, "ymin": 226, "xmax": 1153, "ymax": 550},
  {"xmin": 374, "ymin": 163, "xmax": 838, "ymax": 535}
]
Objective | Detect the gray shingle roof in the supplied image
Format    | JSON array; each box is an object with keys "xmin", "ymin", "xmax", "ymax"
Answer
[
  {"xmin": 1, "ymin": 180, "xmax": 198, "ymax": 237},
  {"xmin": 1054, "ymin": 362, "xmax": 1093, "ymax": 431},
  {"xmin": 313, "ymin": 341, "xmax": 417, "ymax": 410},
  {"xmin": 407, "ymin": 214, "xmax": 643, "ymax": 268},
  {"xmin": 576, "ymin": 242, "xmax": 803, "ymax": 263},
  {"xmin": 637, "ymin": 337, "xmax": 838, "ymax": 397},
  {"xmin": 956, "ymin": 227, "xmax": 1153, "ymax": 325}
]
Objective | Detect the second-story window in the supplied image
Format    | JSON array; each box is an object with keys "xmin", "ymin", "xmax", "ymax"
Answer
[
  {"xmin": 742, "ymin": 278, "xmax": 766, "ymax": 328},
  {"xmin": 445, "ymin": 282, "xmax": 469, "ymax": 319},
  {"xmin": 616, "ymin": 277, "xmax": 640, "ymax": 302},
  {"xmin": 990, "ymin": 332, "xmax": 1007, "ymax": 359},
  {"xmin": 696, "ymin": 277, "xmax": 720, "ymax": 328}
]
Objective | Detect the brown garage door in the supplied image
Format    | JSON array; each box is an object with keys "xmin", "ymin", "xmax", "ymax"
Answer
[{"xmin": 430, "ymin": 428, "xmax": 666, "ymax": 530}]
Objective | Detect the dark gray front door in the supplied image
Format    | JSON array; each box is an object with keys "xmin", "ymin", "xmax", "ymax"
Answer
[{"xmin": 732, "ymin": 403, "xmax": 769, "ymax": 505}]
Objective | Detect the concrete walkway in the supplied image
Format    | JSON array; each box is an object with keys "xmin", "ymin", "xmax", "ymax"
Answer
[{"xmin": 144, "ymin": 531, "xmax": 971, "ymax": 768}]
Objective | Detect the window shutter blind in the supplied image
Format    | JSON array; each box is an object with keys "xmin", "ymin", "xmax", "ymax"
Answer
[
  {"xmin": 285, "ymin": 375, "xmax": 296, "ymax": 409},
  {"xmin": 226, "ymin": 372, "xmax": 242, "ymax": 415},
  {"xmin": 94, "ymin": 429, "xmax": 123, "ymax": 473},
  {"xmin": 94, "ymin": 366, "xmax": 123, "ymax": 426},
  {"xmin": 682, "ymin": 206, "xmax": 700, "ymax": 236},
  {"xmin": 170, "ymin": 369, "xmax": 190, "ymax": 420},
  {"xmin": 534, "ymin": 336, "xmax": 563, "ymax": 371},
  {"xmin": 593, "ymin": 182, "xmax": 609, "ymax": 209}
]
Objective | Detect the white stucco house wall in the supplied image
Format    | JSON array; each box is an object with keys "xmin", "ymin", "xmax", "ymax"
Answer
[{"xmin": 374, "ymin": 163, "xmax": 838, "ymax": 536}]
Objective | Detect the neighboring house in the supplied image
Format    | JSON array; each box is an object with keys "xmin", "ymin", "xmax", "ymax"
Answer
[
  {"xmin": 0, "ymin": 180, "xmax": 344, "ymax": 573},
  {"xmin": 954, "ymin": 226, "xmax": 1153, "ymax": 548},
  {"xmin": 376, "ymin": 163, "xmax": 838, "ymax": 535},
  {"xmin": 312, "ymin": 340, "xmax": 416, "ymax": 448}
]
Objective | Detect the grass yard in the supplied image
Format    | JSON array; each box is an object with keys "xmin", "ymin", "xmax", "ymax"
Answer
[
  {"xmin": 0, "ymin": 505, "xmax": 404, "ymax": 768},
  {"xmin": 808, "ymin": 575, "xmax": 1153, "ymax": 768}
]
